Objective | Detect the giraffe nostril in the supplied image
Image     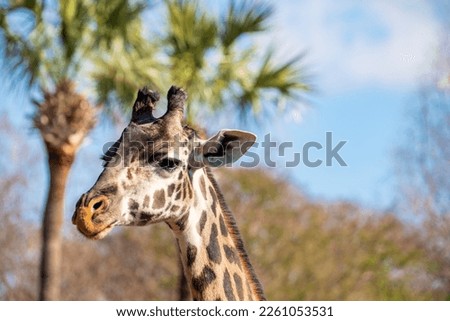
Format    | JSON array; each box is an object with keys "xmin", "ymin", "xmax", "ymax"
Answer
[
  {"xmin": 88, "ymin": 195, "xmax": 109, "ymax": 216},
  {"xmin": 93, "ymin": 200, "xmax": 103, "ymax": 211}
]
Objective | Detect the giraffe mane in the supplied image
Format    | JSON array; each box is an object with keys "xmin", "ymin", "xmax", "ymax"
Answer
[{"xmin": 205, "ymin": 167, "xmax": 266, "ymax": 300}]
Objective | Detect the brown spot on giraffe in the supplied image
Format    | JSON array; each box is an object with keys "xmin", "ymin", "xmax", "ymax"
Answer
[
  {"xmin": 186, "ymin": 243, "xmax": 197, "ymax": 267},
  {"xmin": 206, "ymin": 223, "xmax": 221, "ymax": 264},
  {"xmin": 140, "ymin": 212, "xmax": 153, "ymax": 221},
  {"xmin": 209, "ymin": 186, "xmax": 218, "ymax": 216},
  {"xmin": 223, "ymin": 244, "xmax": 241, "ymax": 268},
  {"xmin": 167, "ymin": 183, "xmax": 175, "ymax": 197},
  {"xmin": 233, "ymin": 273, "xmax": 244, "ymax": 300},
  {"xmin": 219, "ymin": 215, "xmax": 228, "ymax": 237},
  {"xmin": 192, "ymin": 266, "xmax": 216, "ymax": 293},
  {"xmin": 175, "ymin": 213, "xmax": 189, "ymax": 231},
  {"xmin": 143, "ymin": 195, "xmax": 150, "ymax": 208},
  {"xmin": 128, "ymin": 199, "xmax": 139, "ymax": 212},
  {"xmin": 152, "ymin": 189, "xmax": 165, "ymax": 209},
  {"xmin": 223, "ymin": 269, "xmax": 236, "ymax": 300},
  {"xmin": 199, "ymin": 210, "xmax": 207, "ymax": 233}
]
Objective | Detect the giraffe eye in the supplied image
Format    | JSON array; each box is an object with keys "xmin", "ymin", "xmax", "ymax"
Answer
[{"xmin": 158, "ymin": 158, "xmax": 180, "ymax": 171}]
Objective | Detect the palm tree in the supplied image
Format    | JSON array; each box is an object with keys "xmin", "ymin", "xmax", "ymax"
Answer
[
  {"xmin": 95, "ymin": 0, "xmax": 311, "ymax": 299},
  {"xmin": 95, "ymin": 0, "xmax": 311, "ymax": 124},
  {"xmin": 1, "ymin": 0, "xmax": 311, "ymax": 300},
  {"xmin": 165, "ymin": 1, "xmax": 311, "ymax": 299},
  {"xmin": 0, "ymin": 0, "xmax": 155, "ymax": 300}
]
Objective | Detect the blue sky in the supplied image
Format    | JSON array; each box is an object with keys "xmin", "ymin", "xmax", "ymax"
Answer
[
  {"xmin": 256, "ymin": 0, "xmax": 445, "ymax": 208},
  {"xmin": 0, "ymin": 0, "xmax": 447, "ymax": 220}
]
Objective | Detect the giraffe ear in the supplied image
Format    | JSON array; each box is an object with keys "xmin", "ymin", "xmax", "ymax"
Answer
[{"xmin": 189, "ymin": 129, "xmax": 256, "ymax": 168}]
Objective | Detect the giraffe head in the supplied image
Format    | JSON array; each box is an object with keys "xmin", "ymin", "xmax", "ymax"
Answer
[{"xmin": 72, "ymin": 86, "xmax": 256, "ymax": 239}]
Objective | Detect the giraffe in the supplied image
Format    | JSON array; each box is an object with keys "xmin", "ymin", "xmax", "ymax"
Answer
[{"xmin": 72, "ymin": 86, "xmax": 265, "ymax": 301}]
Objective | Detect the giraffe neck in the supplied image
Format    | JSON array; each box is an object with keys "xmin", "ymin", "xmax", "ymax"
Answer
[{"xmin": 169, "ymin": 168, "xmax": 265, "ymax": 301}]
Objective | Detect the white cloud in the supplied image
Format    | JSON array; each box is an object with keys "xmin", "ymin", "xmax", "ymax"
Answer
[{"xmin": 268, "ymin": 0, "xmax": 441, "ymax": 93}]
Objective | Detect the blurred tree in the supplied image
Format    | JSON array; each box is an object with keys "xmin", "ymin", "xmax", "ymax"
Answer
[
  {"xmin": 1, "ymin": 0, "xmax": 310, "ymax": 301},
  {"xmin": 0, "ymin": 175, "xmax": 39, "ymax": 300},
  {"xmin": 0, "ymin": 117, "xmax": 39, "ymax": 300},
  {"xmin": 60, "ymin": 225, "xmax": 179, "ymax": 300},
  {"xmin": 94, "ymin": 0, "xmax": 310, "ymax": 125},
  {"xmin": 0, "ymin": 0, "xmax": 154, "ymax": 300},
  {"xmin": 219, "ymin": 169, "xmax": 436, "ymax": 300},
  {"xmin": 395, "ymin": 33, "xmax": 450, "ymax": 298}
]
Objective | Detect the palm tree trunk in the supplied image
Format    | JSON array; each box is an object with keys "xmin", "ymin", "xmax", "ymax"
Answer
[{"xmin": 39, "ymin": 150, "xmax": 74, "ymax": 301}]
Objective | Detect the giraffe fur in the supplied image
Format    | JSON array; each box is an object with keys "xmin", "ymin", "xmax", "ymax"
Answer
[{"xmin": 72, "ymin": 86, "xmax": 265, "ymax": 300}]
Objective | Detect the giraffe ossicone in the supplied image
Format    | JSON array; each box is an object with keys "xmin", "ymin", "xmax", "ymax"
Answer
[{"xmin": 72, "ymin": 86, "xmax": 265, "ymax": 301}]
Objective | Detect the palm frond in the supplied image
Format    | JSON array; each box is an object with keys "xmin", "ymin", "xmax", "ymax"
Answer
[
  {"xmin": 166, "ymin": 0, "xmax": 217, "ymax": 54},
  {"xmin": 91, "ymin": 39, "xmax": 164, "ymax": 110},
  {"xmin": 221, "ymin": 0, "xmax": 273, "ymax": 49},
  {"xmin": 165, "ymin": 0, "xmax": 218, "ymax": 89},
  {"xmin": 59, "ymin": 0, "xmax": 90, "ymax": 65},
  {"xmin": 91, "ymin": 0, "xmax": 148, "ymax": 49},
  {"xmin": 1, "ymin": 0, "xmax": 313, "ymax": 127},
  {"xmin": 236, "ymin": 49, "xmax": 312, "ymax": 116},
  {"xmin": 0, "ymin": 0, "xmax": 57, "ymax": 90},
  {"xmin": 255, "ymin": 50, "xmax": 311, "ymax": 94}
]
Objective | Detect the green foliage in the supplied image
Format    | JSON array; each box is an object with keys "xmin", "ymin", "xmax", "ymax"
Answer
[
  {"xmin": 237, "ymin": 50, "xmax": 309, "ymax": 115},
  {"xmin": 91, "ymin": 0, "xmax": 147, "ymax": 49},
  {"xmin": 221, "ymin": 1, "xmax": 273, "ymax": 49},
  {"xmin": 91, "ymin": 39, "xmax": 162, "ymax": 108},
  {"xmin": 59, "ymin": 0, "xmax": 89, "ymax": 64},
  {"xmin": 0, "ymin": 0, "xmax": 151, "ymax": 94},
  {"xmin": 161, "ymin": 0, "xmax": 310, "ymax": 123},
  {"xmin": 88, "ymin": 0, "xmax": 311, "ymax": 123},
  {"xmin": 219, "ymin": 169, "xmax": 438, "ymax": 300},
  {"xmin": 166, "ymin": 0, "xmax": 217, "ymax": 59},
  {"xmin": 1, "ymin": 0, "xmax": 310, "ymax": 124}
]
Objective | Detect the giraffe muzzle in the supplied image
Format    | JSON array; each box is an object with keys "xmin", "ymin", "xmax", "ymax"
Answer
[{"xmin": 73, "ymin": 195, "xmax": 114, "ymax": 239}]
